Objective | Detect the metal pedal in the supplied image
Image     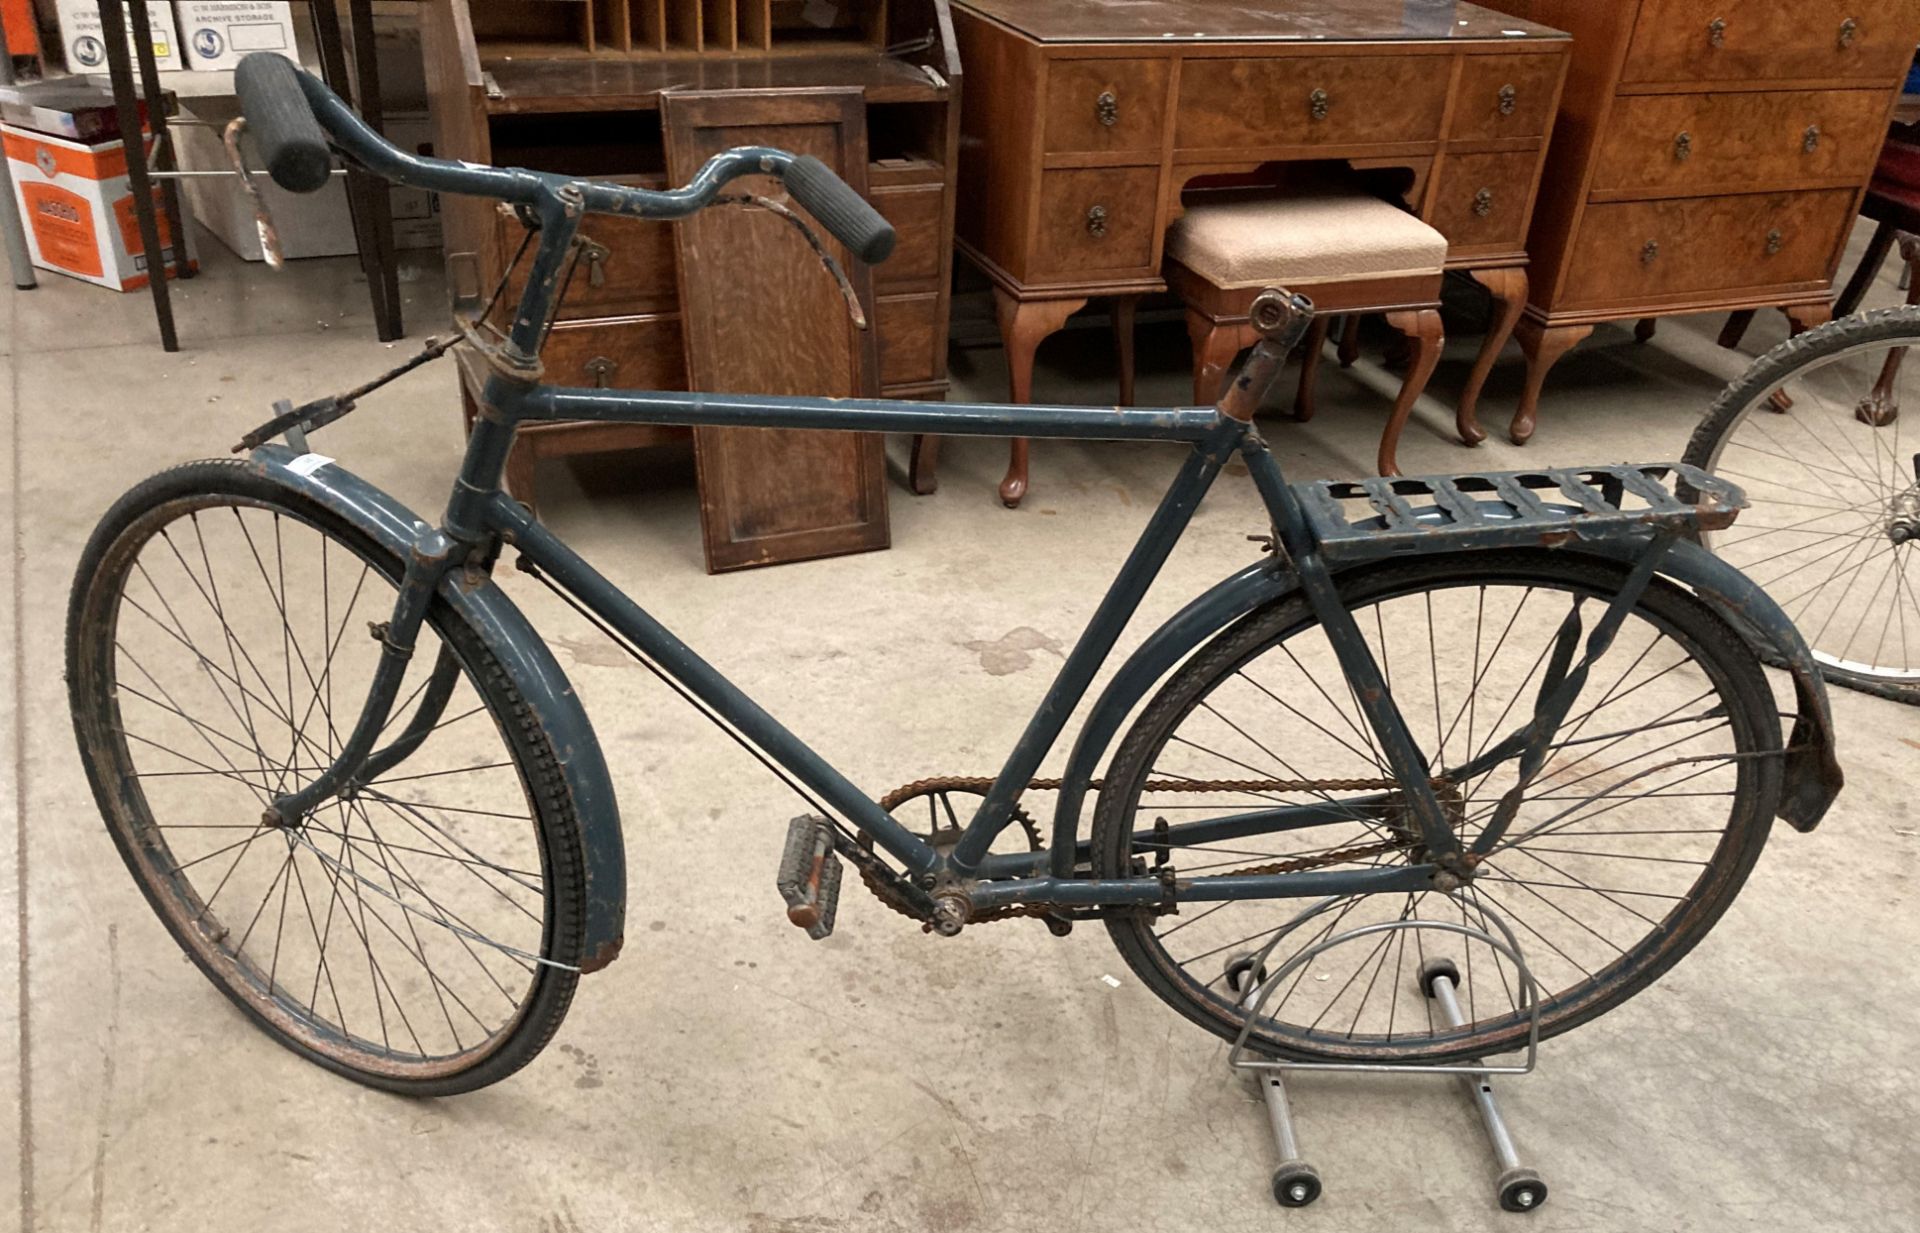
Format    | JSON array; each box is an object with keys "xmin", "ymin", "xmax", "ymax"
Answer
[{"xmin": 776, "ymin": 815, "xmax": 843, "ymax": 940}]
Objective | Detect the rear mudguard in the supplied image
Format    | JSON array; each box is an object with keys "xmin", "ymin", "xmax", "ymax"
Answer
[
  {"xmin": 1051, "ymin": 540, "xmax": 1840, "ymax": 861},
  {"xmin": 246, "ymin": 446, "xmax": 626, "ymax": 971},
  {"xmin": 1571, "ymin": 537, "xmax": 1841, "ymax": 831}
]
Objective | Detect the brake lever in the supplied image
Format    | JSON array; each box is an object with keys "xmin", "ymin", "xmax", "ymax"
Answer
[
  {"xmin": 222, "ymin": 117, "xmax": 286, "ymax": 270},
  {"xmin": 714, "ymin": 192, "xmax": 869, "ymax": 329}
]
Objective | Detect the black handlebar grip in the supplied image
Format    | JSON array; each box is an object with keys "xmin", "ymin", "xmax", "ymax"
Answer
[
  {"xmin": 234, "ymin": 54, "xmax": 332, "ymax": 194},
  {"xmin": 784, "ymin": 155, "xmax": 896, "ymax": 266}
]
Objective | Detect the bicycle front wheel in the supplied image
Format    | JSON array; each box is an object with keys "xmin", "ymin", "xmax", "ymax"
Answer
[
  {"xmin": 1092, "ymin": 550, "xmax": 1782, "ymax": 1065},
  {"xmin": 1685, "ymin": 308, "xmax": 1920, "ymax": 703},
  {"xmin": 67, "ymin": 460, "xmax": 588, "ymax": 1095}
]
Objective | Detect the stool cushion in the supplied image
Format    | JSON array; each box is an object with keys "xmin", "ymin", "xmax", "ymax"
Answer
[{"xmin": 1166, "ymin": 192, "xmax": 1448, "ymax": 290}]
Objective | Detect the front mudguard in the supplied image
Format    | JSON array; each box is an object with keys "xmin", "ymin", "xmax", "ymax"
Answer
[
  {"xmin": 1053, "ymin": 540, "xmax": 1841, "ymax": 860},
  {"xmin": 247, "ymin": 446, "xmax": 627, "ymax": 971}
]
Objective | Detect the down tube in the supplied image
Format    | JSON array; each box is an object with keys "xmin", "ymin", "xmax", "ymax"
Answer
[
  {"xmin": 949, "ymin": 418, "xmax": 1246, "ymax": 873},
  {"xmin": 486, "ymin": 495, "xmax": 938, "ymax": 873}
]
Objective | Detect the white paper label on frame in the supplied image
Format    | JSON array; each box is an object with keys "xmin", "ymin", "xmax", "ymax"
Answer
[{"xmin": 287, "ymin": 453, "xmax": 335, "ymax": 477}]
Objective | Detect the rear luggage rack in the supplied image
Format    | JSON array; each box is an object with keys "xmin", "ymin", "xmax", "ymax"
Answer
[{"xmin": 1294, "ymin": 463, "xmax": 1744, "ymax": 565}]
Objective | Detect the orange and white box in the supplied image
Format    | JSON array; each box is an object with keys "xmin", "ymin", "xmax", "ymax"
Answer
[{"xmin": 3, "ymin": 123, "xmax": 196, "ymax": 291}]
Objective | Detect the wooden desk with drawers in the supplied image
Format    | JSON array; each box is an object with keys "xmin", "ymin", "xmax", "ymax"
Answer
[
  {"xmin": 1480, "ymin": 0, "xmax": 1920, "ymax": 445},
  {"xmin": 423, "ymin": 0, "xmax": 962, "ymax": 548},
  {"xmin": 942, "ymin": 0, "xmax": 1571, "ymax": 505}
]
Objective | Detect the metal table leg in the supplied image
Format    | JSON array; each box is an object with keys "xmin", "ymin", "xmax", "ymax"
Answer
[
  {"xmin": 0, "ymin": 18, "xmax": 38, "ymax": 289},
  {"xmin": 124, "ymin": 0, "xmax": 191, "ymax": 282},
  {"xmin": 308, "ymin": 0, "xmax": 402, "ymax": 340},
  {"xmin": 97, "ymin": 0, "xmax": 176, "ymax": 350}
]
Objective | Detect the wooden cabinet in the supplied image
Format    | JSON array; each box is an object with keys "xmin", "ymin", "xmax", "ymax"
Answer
[
  {"xmin": 426, "ymin": 0, "xmax": 962, "ymax": 540},
  {"xmin": 1479, "ymin": 0, "xmax": 1919, "ymax": 444}
]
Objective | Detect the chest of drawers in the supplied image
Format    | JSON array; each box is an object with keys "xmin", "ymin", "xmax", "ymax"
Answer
[{"xmin": 1478, "ymin": 0, "xmax": 1919, "ymax": 444}]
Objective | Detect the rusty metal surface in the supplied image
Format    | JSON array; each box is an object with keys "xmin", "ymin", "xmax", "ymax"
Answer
[{"xmin": 1297, "ymin": 463, "xmax": 1746, "ymax": 564}]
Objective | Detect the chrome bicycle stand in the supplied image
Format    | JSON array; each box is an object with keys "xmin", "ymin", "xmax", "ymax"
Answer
[{"xmin": 1227, "ymin": 893, "xmax": 1549, "ymax": 1213}]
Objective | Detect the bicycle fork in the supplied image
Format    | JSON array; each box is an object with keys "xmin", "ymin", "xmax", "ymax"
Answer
[{"xmin": 262, "ymin": 525, "xmax": 467, "ymax": 827}]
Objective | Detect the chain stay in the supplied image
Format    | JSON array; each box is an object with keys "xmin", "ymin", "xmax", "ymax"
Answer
[{"xmin": 860, "ymin": 774, "xmax": 1423, "ymax": 929}]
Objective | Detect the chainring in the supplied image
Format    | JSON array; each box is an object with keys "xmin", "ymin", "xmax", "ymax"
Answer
[{"xmin": 858, "ymin": 779, "xmax": 1044, "ymax": 927}]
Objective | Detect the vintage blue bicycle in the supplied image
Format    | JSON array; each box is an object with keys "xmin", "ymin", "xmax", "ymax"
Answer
[{"xmin": 65, "ymin": 56, "xmax": 1843, "ymax": 1096}]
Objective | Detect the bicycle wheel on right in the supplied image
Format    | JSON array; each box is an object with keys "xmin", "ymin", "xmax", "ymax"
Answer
[
  {"xmin": 1092, "ymin": 549, "xmax": 1783, "ymax": 1065},
  {"xmin": 1684, "ymin": 307, "xmax": 1920, "ymax": 704}
]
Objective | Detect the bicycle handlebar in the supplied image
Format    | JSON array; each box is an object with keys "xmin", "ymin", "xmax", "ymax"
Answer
[{"xmin": 232, "ymin": 53, "xmax": 896, "ymax": 265}]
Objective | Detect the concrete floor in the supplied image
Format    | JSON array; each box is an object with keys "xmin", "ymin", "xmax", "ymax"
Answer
[{"xmin": 5, "ymin": 223, "xmax": 1919, "ymax": 1233}]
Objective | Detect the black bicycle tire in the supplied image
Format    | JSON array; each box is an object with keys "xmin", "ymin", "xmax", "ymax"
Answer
[
  {"xmin": 1092, "ymin": 549, "xmax": 1782, "ymax": 1064},
  {"xmin": 1684, "ymin": 306, "xmax": 1920, "ymax": 705},
  {"xmin": 66, "ymin": 458, "xmax": 588, "ymax": 1096}
]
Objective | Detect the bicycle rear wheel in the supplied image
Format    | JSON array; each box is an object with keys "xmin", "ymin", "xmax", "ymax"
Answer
[
  {"xmin": 1685, "ymin": 307, "xmax": 1920, "ymax": 703},
  {"xmin": 1092, "ymin": 550, "xmax": 1782, "ymax": 1064},
  {"xmin": 67, "ymin": 460, "xmax": 588, "ymax": 1095}
]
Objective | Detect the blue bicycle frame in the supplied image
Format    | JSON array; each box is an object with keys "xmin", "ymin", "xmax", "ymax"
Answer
[{"xmin": 246, "ymin": 62, "xmax": 1841, "ymax": 969}]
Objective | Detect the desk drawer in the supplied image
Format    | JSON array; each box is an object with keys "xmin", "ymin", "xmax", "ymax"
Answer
[
  {"xmin": 1045, "ymin": 58, "xmax": 1170, "ymax": 156},
  {"xmin": 1031, "ymin": 167, "xmax": 1160, "ymax": 279},
  {"xmin": 1428, "ymin": 151, "xmax": 1540, "ymax": 251},
  {"xmin": 1622, "ymin": 0, "xmax": 1915, "ymax": 84},
  {"xmin": 1563, "ymin": 190, "xmax": 1855, "ymax": 309},
  {"xmin": 496, "ymin": 178, "xmax": 678, "ymax": 320},
  {"xmin": 871, "ymin": 182, "xmax": 946, "ymax": 288},
  {"xmin": 543, "ymin": 314, "xmax": 688, "ymax": 392},
  {"xmin": 876, "ymin": 291, "xmax": 943, "ymax": 387},
  {"xmin": 1176, "ymin": 55, "xmax": 1451, "ymax": 151},
  {"xmin": 1594, "ymin": 89, "xmax": 1888, "ymax": 198},
  {"xmin": 1449, "ymin": 54, "xmax": 1564, "ymax": 142}
]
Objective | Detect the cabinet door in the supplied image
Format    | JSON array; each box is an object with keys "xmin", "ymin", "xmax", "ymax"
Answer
[{"xmin": 663, "ymin": 88, "xmax": 889, "ymax": 573}]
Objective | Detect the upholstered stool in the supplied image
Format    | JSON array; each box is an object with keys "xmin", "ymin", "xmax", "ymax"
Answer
[{"xmin": 1159, "ymin": 191, "xmax": 1451, "ymax": 476}]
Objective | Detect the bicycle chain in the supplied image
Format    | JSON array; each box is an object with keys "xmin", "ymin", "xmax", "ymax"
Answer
[{"xmin": 860, "ymin": 775, "xmax": 1421, "ymax": 929}]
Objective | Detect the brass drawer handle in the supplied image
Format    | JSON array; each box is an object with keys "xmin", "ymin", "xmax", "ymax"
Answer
[
  {"xmin": 1086, "ymin": 204, "xmax": 1109, "ymax": 238},
  {"xmin": 1803, "ymin": 124, "xmax": 1821, "ymax": 153},
  {"xmin": 1766, "ymin": 228, "xmax": 1784, "ymax": 255},
  {"xmin": 1707, "ymin": 17, "xmax": 1726, "ymax": 47},
  {"xmin": 584, "ymin": 356, "xmax": 618, "ymax": 388},
  {"xmin": 1308, "ymin": 88, "xmax": 1330, "ymax": 121},
  {"xmin": 1674, "ymin": 131, "xmax": 1693, "ymax": 162},
  {"xmin": 1473, "ymin": 187, "xmax": 1494, "ymax": 217},
  {"xmin": 1095, "ymin": 90, "xmax": 1119, "ymax": 127},
  {"xmin": 1498, "ymin": 84, "xmax": 1517, "ymax": 116},
  {"xmin": 1642, "ymin": 239, "xmax": 1660, "ymax": 265},
  {"xmin": 581, "ymin": 238, "xmax": 610, "ymax": 289},
  {"xmin": 1838, "ymin": 16, "xmax": 1858, "ymax": 48}
]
